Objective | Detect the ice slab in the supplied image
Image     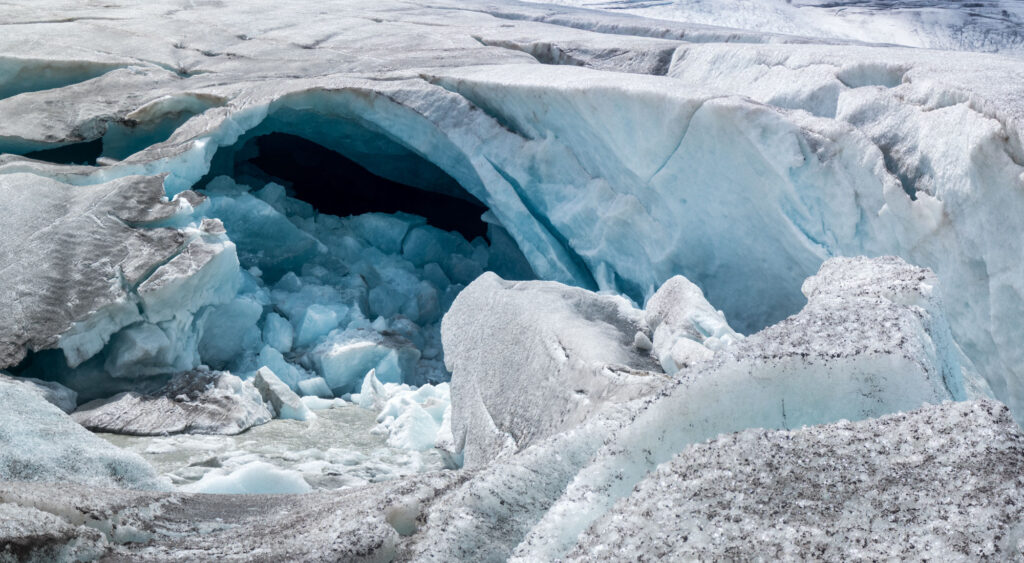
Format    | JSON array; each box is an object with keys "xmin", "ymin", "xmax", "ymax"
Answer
[
  {"xmin": 72, "ymin": 369, "xmax": 271, "ymax": 436},
  {"xmin": 569, "ymin": 400, "xmax": 1024, "ymax": 561},
  {"xmin": 0, "ymin": 372, "xmax": 77, "ymax": 413},
  {"xmin": 253, "ymin": 366, "xmax": 316, "ymax": 421}
]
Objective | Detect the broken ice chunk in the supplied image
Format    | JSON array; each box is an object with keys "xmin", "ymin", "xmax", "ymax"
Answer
[
  {"xmin": 311, "ymin": 329, "xmax": 421, "ymax": 394},
  {"xmin": 348, "ymin": 212, "xmax": 425, "ymax": 254},
  {"xmin": 181, "ymin": 461, "xmax": 311, "ymax": 495},
  {"xmin": 297, "ymin": 376, "xmax": 333, "ymax": 399},
  {"xmin": 72, "ymin": 369, "xmax": 271, "ymax": 435},
  {"xmin": 645, "ymin": 275, "xmax": 740, "ymax": 374},
  {"xmin": 262, "ymin": 312, "xmax": 294, "ymax": 353},
  {"xmin": 196, "ymin": 294, "xmax": 264, "ymax": 369},
  {"xmin": 294, "ymin": 304, "xmax": 346, "ymax": 348},
  {"xmin": 253, "ymin": 366, "xmax": 315, "ymax": 421}
]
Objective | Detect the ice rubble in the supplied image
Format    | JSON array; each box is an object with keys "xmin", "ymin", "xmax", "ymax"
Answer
[
  {"xmin": 12, "ymin": 172, "xmax": 526, "ymax": 411},
  {"xmin": 351, "ymin": 369, "xmax": 453, "ymax": 453},
  {"xmin": 101, "ymin": 402, "xmax": 446, "ymax": 493}
]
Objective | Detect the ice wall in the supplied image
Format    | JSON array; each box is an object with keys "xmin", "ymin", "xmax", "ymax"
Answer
[{"xmin": 3, "ymin": 0, "xmax": 1024, "ymax": 421}]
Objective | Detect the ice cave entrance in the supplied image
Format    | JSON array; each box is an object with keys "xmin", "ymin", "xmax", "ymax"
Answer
[
  {"xmin": 191, "ymin": 130, "xmax": 536, "ymax": 394},
  {"xmin": 13, "ymin": 122, "xmax": 539, "ymax": 492}
]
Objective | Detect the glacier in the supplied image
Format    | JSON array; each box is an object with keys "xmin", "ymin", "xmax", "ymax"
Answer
[{"xmin": 1, "ymin": 0, "xmax": 1024, "ymax": 559}]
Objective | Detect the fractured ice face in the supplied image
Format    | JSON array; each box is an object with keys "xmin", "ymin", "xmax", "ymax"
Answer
[
  {"xmin": 438, "ymin": 256, "xmax": 973, "ymax": 559},
  {"xmin": 15, "ymin": 169, "xmax": 532, "ymax": 406}
]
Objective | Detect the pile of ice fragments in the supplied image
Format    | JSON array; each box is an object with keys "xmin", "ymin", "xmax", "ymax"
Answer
[{"xmin": 2, "ymin": 0, "xmax": 1024, "ymax": 559}]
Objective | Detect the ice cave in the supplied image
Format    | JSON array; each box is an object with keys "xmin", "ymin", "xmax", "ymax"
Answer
[{"xmin": 4, "ymin": 0, "xmax": 1024, "ymax": 560}]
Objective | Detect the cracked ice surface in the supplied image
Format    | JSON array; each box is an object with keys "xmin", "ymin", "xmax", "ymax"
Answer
[
  {"xmin": 4, "ymin": 0, "xmax": 1024, "ymax": 418},
  {"xmin": 2, "ymin": 0, "xmax": 1024, "ymax": 558}
]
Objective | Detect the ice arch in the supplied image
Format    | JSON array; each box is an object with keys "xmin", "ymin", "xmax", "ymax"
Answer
[{"xmin": 152, "ymin": 87, "xmax": 597, "ymax": 294}]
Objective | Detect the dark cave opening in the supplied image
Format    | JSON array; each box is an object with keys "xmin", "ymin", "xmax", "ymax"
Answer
[
  {"xmin": 236, "ymin": 133, "xmax": 490, "ymax": 242},
  {"xmin": 22, "ymin": 138, "xmax": 102, "ymax": 166}
]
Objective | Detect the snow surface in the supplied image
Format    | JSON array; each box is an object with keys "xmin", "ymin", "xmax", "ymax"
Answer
[{"xmin": 530, "ymin": 0, "xmax": 1024, "ymax": 56}]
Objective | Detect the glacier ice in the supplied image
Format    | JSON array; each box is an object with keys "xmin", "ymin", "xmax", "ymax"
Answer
[
  {"xmin": 0, "ymin": 380, "xmax": 167, "ymax": 491},
  {"xmin": 442, "ymin": 272, "xmax": 666, "ymax": 468},
  {"xmin": 2, "ymin": 0, "xmax": 1024, "ymax": 558},
  {"xmin": 71, "ymin": 369, "xmax": 272, "ymax": 436},
  {"xmin": 0, "ymin": 372, "xmax": 77, "ymax": 414},
  {"xmin": 529, "ymin": 0, "xmax": 1024, "ymax": 56},
  {"xmin": 296, "ymin": 376, "xmax": 333, "ymax": 399},
  {"xmin": 568, "ymin": 399, "xmax": 1024, "ymax": 561},
  {"xmin": 644, "ymin": 275, "xmax": 740, "ymax": 374},
  {"xmin": 515, "ymin": 257, "xmax": 971, "ymax": 559},
  {"xmin": 10, "ymin": 169, "xmax": 531, "ymax": 408},
  {"xmin": 181, "ymin": 461, "xmax": 312, "ymax": 495},
  {"xmin": 252, "ymin": 366, "xmax": 315, "ymax": 422},
  {"xmin": 351, "ymin": 369, "xmax": 453, "ymax": 454}
]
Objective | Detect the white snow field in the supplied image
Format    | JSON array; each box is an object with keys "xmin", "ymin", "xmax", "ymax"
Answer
[
  {"xmin": 1, "ymin": 0, "xmax": 1024, "ymax": 559},
  {"xmin": 525, "ymin": 0, "xmax": 1024, "ymax": 55}
]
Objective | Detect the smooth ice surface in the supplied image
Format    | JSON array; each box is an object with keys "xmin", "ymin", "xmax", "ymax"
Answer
[{"xmin": 182, "ymin": 461, "xmax": 312, "ymax": 495}]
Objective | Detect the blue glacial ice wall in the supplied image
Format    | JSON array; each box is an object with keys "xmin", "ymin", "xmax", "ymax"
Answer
[{"xmin": 13, "ymin": 56, "xmax": 1024, "ymax": 419}]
